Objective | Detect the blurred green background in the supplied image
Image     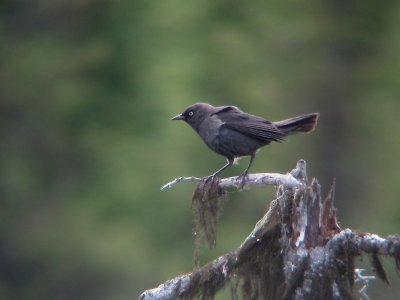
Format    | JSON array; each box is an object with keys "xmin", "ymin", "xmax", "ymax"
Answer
[{"xmin": 1, "ymin": 0, "xmax": 400, "ymax": 299}]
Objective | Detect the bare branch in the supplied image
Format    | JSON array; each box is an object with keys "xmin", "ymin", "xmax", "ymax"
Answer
[
  {"xmin": 139, "ymin": 275, "xmax": 191, "ymax": 300},
  {"xmin": 160, "ymin": 176, "xmax": 204, "ymax": 190},
  {"xmin": 161, "ymin": 159, "xmax": 307, "ymax": 191}
]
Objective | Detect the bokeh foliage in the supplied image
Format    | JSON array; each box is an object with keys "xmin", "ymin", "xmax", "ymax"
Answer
[{"xmin": 1, "ymin": 0, "xmax": 400, "ymax": 299}]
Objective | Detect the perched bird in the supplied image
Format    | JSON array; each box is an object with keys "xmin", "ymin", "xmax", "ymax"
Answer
[{"xmin": 172, "ymin": 103, "xmax": 319, "ymax": 180}]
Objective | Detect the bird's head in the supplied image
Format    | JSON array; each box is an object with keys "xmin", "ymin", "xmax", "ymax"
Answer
[{"xmin": 171, "ymin": 103, "xmax": 214, "ymax": 131}]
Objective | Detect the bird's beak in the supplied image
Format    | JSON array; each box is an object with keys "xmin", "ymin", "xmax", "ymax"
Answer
[{"xmin": 171, "ymin": 114, "xmax": 185, "ymax": 121}]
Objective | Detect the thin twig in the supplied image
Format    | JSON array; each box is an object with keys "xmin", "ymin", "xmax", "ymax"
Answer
[{"xmin": 161, "ymin": 176, "xmax": 203, "ymax": 190}]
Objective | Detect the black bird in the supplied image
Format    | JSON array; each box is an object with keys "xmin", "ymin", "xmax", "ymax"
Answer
[{"xmin": 172, "ymin": 103, "xmax": 319, "ymax": 180}]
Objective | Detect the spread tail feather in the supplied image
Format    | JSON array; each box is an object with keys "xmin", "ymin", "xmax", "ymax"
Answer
[{"xmin": 273, "ymin": 113, "xmax": 319, "ymax": 135}]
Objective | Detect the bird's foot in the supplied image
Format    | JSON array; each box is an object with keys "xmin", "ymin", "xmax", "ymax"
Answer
[
  {"xmin": 236, "ymin": 172, "xmax": 249, "ymax": 189},
  {"xmin": 203, "ymin": 174, "xmax": 217, "ymax": 183}
]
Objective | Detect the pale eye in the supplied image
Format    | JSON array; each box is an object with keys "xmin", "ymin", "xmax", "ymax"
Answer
[{"xmin": 188, "ymin": 111, "xmax": 194, "ymax": 117}]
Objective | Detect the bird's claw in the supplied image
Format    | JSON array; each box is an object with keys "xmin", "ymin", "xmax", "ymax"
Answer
[
  {"xmin": 236, "ymin": 172, "xmax": 249, "ymax": 189},
  {"xmin": 203, "ymin": 174, "xmax": 216, "ymax": 183}
]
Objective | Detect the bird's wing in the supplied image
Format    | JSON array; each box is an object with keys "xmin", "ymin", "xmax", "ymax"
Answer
[{"xmin": 211, "ymin": 106, "xmax": 285, "ymax": 142}]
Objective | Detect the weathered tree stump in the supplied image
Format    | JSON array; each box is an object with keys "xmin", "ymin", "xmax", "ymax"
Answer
[{"xmin": 140, "ymin": 160, "xmax": 400, "ymax": 300}]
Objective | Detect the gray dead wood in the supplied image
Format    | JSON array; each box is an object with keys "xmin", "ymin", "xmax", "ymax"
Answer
[
  {"xmin": 141, "ymin": 160, "xmax": 400, "ymax": 300},
  {"xmin": 160, "ymin": 159, "xmax": 306, "ymax": 191}
]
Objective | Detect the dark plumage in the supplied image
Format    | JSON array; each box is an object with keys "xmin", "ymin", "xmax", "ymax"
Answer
[{"xmin": 172, "ymin": 103, "xmax": 319, "ymax": 179}]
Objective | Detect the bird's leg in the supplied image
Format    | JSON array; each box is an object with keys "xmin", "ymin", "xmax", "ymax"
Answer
[
  {"xmin": 204, "ymin": 159, "xmax": 233, "ymax": 182},
  {"xmin": 237, "ymin": 154, "xmax": 255, "ymax": 187}
]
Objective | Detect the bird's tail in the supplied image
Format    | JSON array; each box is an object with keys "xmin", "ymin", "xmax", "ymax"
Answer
[{"xmin": 274, "ymin": 113, "xmax": 319, "ymax": 135}]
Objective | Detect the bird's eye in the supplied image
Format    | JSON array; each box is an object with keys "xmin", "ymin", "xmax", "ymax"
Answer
[{"xmin": 188, "ymin": 111, "xmax": 194, "ymax": 117}]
